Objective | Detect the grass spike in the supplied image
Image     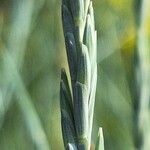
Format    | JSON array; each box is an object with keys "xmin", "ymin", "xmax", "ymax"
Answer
[{"xmin": 60, "ymin": 0, "xmax": 103, "ymax": 149}]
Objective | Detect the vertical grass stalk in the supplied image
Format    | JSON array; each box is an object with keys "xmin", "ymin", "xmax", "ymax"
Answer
[
  {"xmin": 137, "ymin": 0, "xmax": 150, "ymax": 149},
  {"xmin": 60, "ymin": 0, "xmax": 104, "ymax": 149}
]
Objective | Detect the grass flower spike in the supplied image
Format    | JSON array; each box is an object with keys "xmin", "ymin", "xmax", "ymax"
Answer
[{"xmin": 60, "ymin": 0, "xmax": 104, "ymax": 149}]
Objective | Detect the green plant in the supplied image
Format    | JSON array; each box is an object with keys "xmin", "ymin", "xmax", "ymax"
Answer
[
  {"xmin": 60, "ymin": 0, "xmax": 104, "ymax": 149},
  {"xmin": 137, "ymin": 0, "xmax": 150, "ymax": 149},
  {"xmin": 0, "ymin": 1, "xmax": 50, "ymax": 149}
]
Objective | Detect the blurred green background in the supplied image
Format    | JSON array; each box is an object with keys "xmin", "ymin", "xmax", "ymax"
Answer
[{"xmin": 0, "ymin": 0, "xmax": 149, "ymax": 149}]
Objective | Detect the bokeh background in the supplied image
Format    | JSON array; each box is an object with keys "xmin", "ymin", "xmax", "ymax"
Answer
[{"xmin": 0, "ymin": 0, "xmax": 150, "ymax": 149}]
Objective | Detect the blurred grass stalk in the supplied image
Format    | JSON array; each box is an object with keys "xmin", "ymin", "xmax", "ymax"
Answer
[
  {"xmin": 1, "ymin": 0, "xmax": 45, "ymax": 113},
  {"xmin": 3, "ymin": 51, "xmax": 50, "ymax": 150},
  {"xmin": 60, "ymin": 0, "xmax": 104, "ymax": 149},
  {"xmin": 0, "ymin": 0, "xmax": 50, "ymax": 149},
  {"xmin": 137, "ymin": 0, "xmax": 150, "ymax": 149},
  {"xmin": 0, "ymin": 0, "xmax": 34, "ymax": 129}
]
